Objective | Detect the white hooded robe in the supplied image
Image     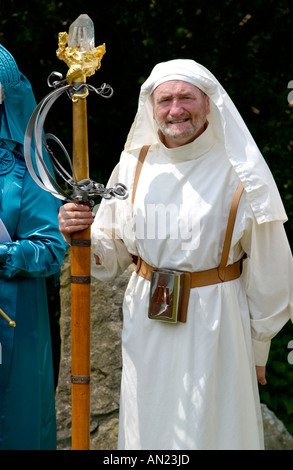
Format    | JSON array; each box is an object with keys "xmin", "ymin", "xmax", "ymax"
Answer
[{"xmin": 90, "ymin": 60, "xmax": 293, "ymax": 450}]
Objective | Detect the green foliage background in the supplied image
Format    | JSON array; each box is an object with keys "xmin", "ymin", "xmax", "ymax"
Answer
[{"xmin": 1, "ymin": 0, "xmax": 292, "ymax": 434}]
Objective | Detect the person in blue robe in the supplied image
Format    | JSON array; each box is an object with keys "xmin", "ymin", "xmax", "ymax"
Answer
[{"xmin": 0, "ymin": 44, "xmax": 66, "ymax": 449}]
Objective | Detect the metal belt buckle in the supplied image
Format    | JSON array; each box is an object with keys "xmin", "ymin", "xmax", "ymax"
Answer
[{"xmin": 148, "ymin": 268, "xmax": 185, "ymax": 323}]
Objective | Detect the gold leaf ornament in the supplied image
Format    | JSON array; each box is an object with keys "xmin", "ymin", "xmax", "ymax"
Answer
[{"xmin": 56, "ymin": 32, "xmax": 106, "ymax": 84}]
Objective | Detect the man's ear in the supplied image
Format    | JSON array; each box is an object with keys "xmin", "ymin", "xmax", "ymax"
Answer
[
  {"xmin": 150, "ymin": 94, "xmax": 156, "ymax": 120},
  {"xmin": 206, "ymin": 96, "xmax": 210, "ymax": 115}
]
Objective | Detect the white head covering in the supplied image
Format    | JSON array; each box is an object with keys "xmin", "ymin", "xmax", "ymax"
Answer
[{"xmin": 124, "ymin": 59, "xmax": 286, "ymax": 224}]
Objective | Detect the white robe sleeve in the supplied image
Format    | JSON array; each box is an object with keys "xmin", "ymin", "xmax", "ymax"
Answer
[
  {"xmin": 90, "ymin": 162, "xmax": 133, "ymax": 281},
  {"xmin": 241, "ymin": 216, "xmax": 293, "ymax": 366}
]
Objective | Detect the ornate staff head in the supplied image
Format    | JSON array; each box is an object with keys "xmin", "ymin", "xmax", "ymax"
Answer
[{"xmin": 24, "ymin": 14, "xmax": 128, "ymax": 205}]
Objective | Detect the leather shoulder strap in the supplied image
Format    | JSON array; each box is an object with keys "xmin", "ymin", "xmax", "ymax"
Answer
[
  {"xmin": 218, "ymin": 181, "xmax": 244, "ymax": 280},
  {"xmin": 132, "ymin": 145, "xmax": 150, "ymax": 206},
  {"xmin": 132, "ymin": 146, "xmax": 244, "ymax": 280}
]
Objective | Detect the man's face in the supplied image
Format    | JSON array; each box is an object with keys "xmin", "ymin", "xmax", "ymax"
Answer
[{"xmin": 152, "ymin": 80, "xmax": 210, "ymax": 148}]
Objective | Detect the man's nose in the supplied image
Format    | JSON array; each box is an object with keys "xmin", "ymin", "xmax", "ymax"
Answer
[{"xmin": 169, "ymin": 99, "xmax": 184, "ymax": 116}]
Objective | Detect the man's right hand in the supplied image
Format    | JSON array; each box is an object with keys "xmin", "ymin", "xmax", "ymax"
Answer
[{"xmin": 58, "ymin": 203, "xmax": 95, "ymax": 244}]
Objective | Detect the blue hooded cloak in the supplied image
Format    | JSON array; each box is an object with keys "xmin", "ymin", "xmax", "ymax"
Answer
[{"xmin": 0, "ymin": 44, "xmax": 66, "ymax": 450}]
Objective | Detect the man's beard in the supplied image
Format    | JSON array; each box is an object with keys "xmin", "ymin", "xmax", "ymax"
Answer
[{"xmin": 158, "ymin": 105, "xmax": 208, "ymax": 144}]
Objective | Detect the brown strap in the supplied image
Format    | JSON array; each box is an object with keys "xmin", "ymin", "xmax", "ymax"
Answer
[
  {"xmin": 217, "ymin": 181, "xmax": 244, "ymax": 280},
  {"xmin": 136, "ymin": 256, "xmax": 242, "ymax": 287},
  {"xmin": 132, "ymin": 145, "xmax": 150, "ymax": 207},
  {"xmin": 132, "ymin": 145, "xmax": 245, "ymax": 285}
]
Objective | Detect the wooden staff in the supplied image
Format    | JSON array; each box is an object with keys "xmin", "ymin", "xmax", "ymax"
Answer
[
  {"xmin": 70, "ymin": 89, "xmax": 91, "ymax": 450},
  {"xmin": 56, "ymin": 13, "xmax": 106, "ymax": 449}
]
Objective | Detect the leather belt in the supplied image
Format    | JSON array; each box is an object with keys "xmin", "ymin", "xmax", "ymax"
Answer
[{"xmin": 135, "ymin": 256, "xmax": 242, "ymax": 287}]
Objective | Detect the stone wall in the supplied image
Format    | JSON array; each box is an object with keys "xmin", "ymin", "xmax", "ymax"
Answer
[{"xmin": 55, "ymin": 248, "xmax": 293, "ymax": 450}]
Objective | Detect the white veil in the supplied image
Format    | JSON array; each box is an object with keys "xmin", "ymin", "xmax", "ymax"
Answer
[{"xmin": 124, "ymin": 59, "xmax": 286, "ymax": 224}]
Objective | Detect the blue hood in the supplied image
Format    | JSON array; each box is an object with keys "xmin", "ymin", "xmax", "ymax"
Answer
[{"xmin": 0, "ymin": 44, "xmax": 37, "ymax": 152}]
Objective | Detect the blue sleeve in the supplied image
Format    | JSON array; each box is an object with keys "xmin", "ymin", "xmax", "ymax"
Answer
[{"xmin": 0, "ymin": 170, "xmax": 66, "ymax": 279}]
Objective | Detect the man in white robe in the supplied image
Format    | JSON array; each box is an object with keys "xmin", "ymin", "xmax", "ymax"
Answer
[{"xmin": 59, "ymin": 59, "xmax": 293, "ymax": 450}]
